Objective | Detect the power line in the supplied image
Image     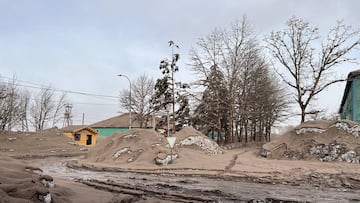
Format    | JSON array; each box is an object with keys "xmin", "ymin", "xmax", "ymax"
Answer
[
  {"xmin": 28, "ymin": 97, "xmax": 118, "ymax": 106},
  {"xmin": 0, "ymin": 76, "xmax": 120, "ymax": 100}
]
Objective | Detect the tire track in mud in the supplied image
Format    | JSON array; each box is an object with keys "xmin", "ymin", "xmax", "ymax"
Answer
[
  {"xmin": 77, "ymin": 179, "xmax": 238, "ymax": 202},
  {"xmin": 38, "ymin": 157, "xmax": 360, "ymax": 202},
  {"xmin": 217, "ymin": 150, "xmax": 248, "ymax": 176}
]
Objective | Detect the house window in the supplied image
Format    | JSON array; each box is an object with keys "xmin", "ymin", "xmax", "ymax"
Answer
[{"xmin": 74, "ymin": 134, "xmax": 81, "ymax": 141}]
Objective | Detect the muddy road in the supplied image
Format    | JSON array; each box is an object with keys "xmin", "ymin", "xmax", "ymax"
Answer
[{"xmin": 30, "ymin": 157, "xmax": 360, "ymax": 203}]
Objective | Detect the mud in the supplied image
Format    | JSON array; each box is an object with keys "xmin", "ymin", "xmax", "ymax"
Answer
[{"xmin": 29, "ymin": 157, "xmax": 360, "ymax": 203}]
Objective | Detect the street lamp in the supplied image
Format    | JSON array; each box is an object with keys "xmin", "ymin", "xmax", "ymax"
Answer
[{"xmin": 117, "ymin": 74, "xmax": 132, "ymax": 130}]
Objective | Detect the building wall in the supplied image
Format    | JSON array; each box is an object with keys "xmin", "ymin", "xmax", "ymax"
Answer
[
  {"xmin": 94, "ymin": 127, "xmax": 129, "ymax": 136},
  {"xmin": 64, "ymin": 132, "xmax": 73, "ymax": 139},
  {"xmin": 341, "ymin": 77, "xmax": 360, "ymax": 123},
  {"xmin": 354, "ymin": 78, "xmax": 360, "ymax": 123},
  {"xmin": 63, "ymin": 130, "xmax": 97, "ymax": 146}
]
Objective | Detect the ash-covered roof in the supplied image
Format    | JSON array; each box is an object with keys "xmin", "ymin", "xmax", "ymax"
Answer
[{"xmin": 90, "ymin": 113, "xmax": 153, "ymax": 128}]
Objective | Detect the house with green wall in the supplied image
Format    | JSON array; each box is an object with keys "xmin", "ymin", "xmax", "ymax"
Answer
[
  {"xmin": 339, "ymin": 70, "xmax": 360, "ymax": 123},
  {"xmin": 90, "ymin": 113, "xmax": 154, "ymax": 136}
]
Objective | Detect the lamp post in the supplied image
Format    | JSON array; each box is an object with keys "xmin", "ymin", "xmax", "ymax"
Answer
[{"xmin": 117, "ymin": 74, "xmax": 132, "ymax": 130}]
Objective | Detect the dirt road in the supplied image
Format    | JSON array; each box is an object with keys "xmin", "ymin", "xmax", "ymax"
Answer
[{"xmin": 29, "ymin": 157, "xmax": 360, "ymax": 203}]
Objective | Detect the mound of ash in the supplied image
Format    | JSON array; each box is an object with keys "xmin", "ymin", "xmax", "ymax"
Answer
[
  {"xmin": 260, "ymin": 120, "xmax": 360, "ymax": 163},
  {"xmin": 83, "ymin": 127, "xmax": 223, "ymax": 166},
  {"xmin": 0, "ymin": 156, "xmax": 72, "ymax": 202},
  {"xmin": 0, "ymin": 127, "xmax": 85, "ymax": 158}
]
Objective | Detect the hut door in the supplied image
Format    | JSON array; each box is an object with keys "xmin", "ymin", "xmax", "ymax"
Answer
[{"xmin": 86, "ymin": 134, "xmax": 92, "ymax": 145}]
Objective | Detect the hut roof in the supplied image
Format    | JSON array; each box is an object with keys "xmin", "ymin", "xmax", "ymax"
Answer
[{"xmin": 90, "ymin": 113, "xmax": 153, "ymax": 128}]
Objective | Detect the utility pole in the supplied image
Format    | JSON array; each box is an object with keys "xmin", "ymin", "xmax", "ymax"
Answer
[
  {"xmin": 63, "ymin": 103, "xmax": 72, "ymax": 127},
  {"xmin": 117, "ymin": 74, "xmax": 132, "ymax": 130},
  {"xmin": 169, "ymin": 41, "xmax": 179, "ymax": 134},
  {"xmin": 82, "ymin": 112, "xmax": 84, "ymax": 126}
]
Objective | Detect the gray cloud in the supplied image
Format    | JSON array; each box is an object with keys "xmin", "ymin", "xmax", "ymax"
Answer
[{"xmin": 1, "ymin": 0, "xmax": 359, "ymax": 125}]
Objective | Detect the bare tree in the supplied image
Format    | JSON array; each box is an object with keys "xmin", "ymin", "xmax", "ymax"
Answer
[
  {"xmin": 266, "ymin": 17, "xmax": 360, "ymax": 123},
  {"xmin": 0, "ymin": 78, "xmax": 29, "ymax": 131},
  {"xmin": 120, "ymin": 73, "xmax": 155, "ymax": 128},
  {"xmin": 19, "ymin": 89, "xmax": 31, "ymax": 131},
  {"xmin": 190, "ymin": 17, "xmax": 288, "ymax": 144},
  {"xmin": 0, "ymin": 81, "xmax": 18, "ymax": 130},
  {"xmin": 30, "ymin": 88, "xmax": 67, "ymax": 131},
  {"xmin": 51, "ymin": 92, "xmax": 67, "ymax": 127}
]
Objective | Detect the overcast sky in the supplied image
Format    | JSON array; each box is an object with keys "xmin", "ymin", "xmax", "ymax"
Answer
[{"xmin": 1, "ymin": 0, "xmax": 359, "ymax": 126}]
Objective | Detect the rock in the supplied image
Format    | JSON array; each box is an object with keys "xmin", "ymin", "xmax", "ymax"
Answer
[
  {"xmin": 259, "ymin": 148, "xmax": 271, "ymax": 158},
  {"xmin": 310, "ymin": 142, "xmax": 349, "ymax": 162},
  {"xmin": 40, "ymin": 178, "xmax": 55, "ymax": 188},
  {"xmin": 284, "ymin": 150, "xmax": 303, "ymax": 160},
  {"xmin": 330, "ymin": 121, "xmax": 360, "ymax": 138},
  {"xmin": 38, "ymin": 192, "xmax": 52, "ymax": 203},
  {"xmin": 339, "ymin": 150, "xmax": 360, "ymax": 163},
  {"xmin": 112, "ymin": 147, "xmax": 130, "ymax": 159},
  {"xmin": 123, "ymin": 134, "xmax": 137, "ymax": 139},
  {"xmin": 8, "ymin": 137, "xmax": 16, "ymax": 142},
  {"xmin": 295, "ymin": 128, "xmax": 326, "ymax": 135},
  {"xmin": 79, "ymin": 147, "xmax": 88, "ymax": 151},
  {"xmin": 154, "ymin": 153, "xmax": 178, "ymax": 165},
  {"xmin": 68, "ymin": 141, "xmax": 77, "ymax": 145},
  {"xmin": 179, "ymin": 136, "xmax": 223, "ymax": 155}
]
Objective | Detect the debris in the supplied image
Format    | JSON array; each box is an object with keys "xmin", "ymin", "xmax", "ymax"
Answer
[
  {"xmin": 123, "ymin": 134, "xmax": 138, "ymax": 139},
  {"xmin": 331, "ymin": 122, "xmax": 360, "ymax": 138},
  {"xmin": 68, "ymin": 141, "xmax": 77, "ymax": 145},
  {"xmin": 259, "ymin": 148, "xmax": 271, "ymax": 158},
  {"xmin": 295, "ymin": 128, "xmax": 326, "ymax": 135},
  {"xmin": 112, "ymin": 147, "xmax": 130, "ymax": 159},
  {"xmin": 310, "ymin": 142, "xmax": 348, "ymax": 162},
  {"xmin": 38, "ymin": 193, "xmax": 52, "ymax": 203},
  {"xmin": 8, "ymin": 137, "xmax": 16, "ymax": 142},
  {"xmin": 179, "ymin": 136, "xmax": 223, "ymax": 155},
  {"xmin": 339, "ymin": 150, "xmax": 360, "ymax": 163},
  {"xmin": 155, "ymin": 154, "xmax": 178, "ymax": 165},
  {"xmin": 40, "ymin": 175, "xmax": 55, "ymax": 188},
  {"xmin": 263, "ymin": 120, "xmax": 360, "ymax": 164}
]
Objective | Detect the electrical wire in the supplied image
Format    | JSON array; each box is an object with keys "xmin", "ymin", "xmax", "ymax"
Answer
[{"xmin": 0, "ymin": 75, "xmax": 121, "ymax": 100}]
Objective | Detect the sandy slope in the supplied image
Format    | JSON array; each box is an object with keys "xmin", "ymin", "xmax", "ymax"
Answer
[
  {"xmin": 1, "ymin": 122, "xmax": 360, "ymax": 202},
  {"xmin": 262, "ymin": 119, "xmax": 360, "ymax": 161},
  {"xmin": 82, "ymin": 127, "xmax": 223, "ymax": 168},
  {"xmin": 0, "ymin": 128, "xmax": 86, "ymax": 158}
]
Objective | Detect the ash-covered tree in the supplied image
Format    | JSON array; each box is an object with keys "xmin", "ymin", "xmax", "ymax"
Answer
[
  {"xmin": 152, "ymin": 41, "xmax": 179, "ymax": 123},
  {"xmin": 190, "ymin": 18, "xmax": 288, "ymax": 144},
  {"xmin": 152, "ymin": 41, "xmax": 190, "ymax": 133},
  {"xmin": 266, "ymin": 17, "xmax": 360, "ymax": 123},
  {"xmin": 119, "ymin": 73, "xmax": 155, "ymax": 128},
  {"xmin": 192, "ymin": 65, "xmax": 229, "ymax": 144},
  {"xmin": 174, "ymin": 84, "xmax": 191, "ymax": 130}
]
